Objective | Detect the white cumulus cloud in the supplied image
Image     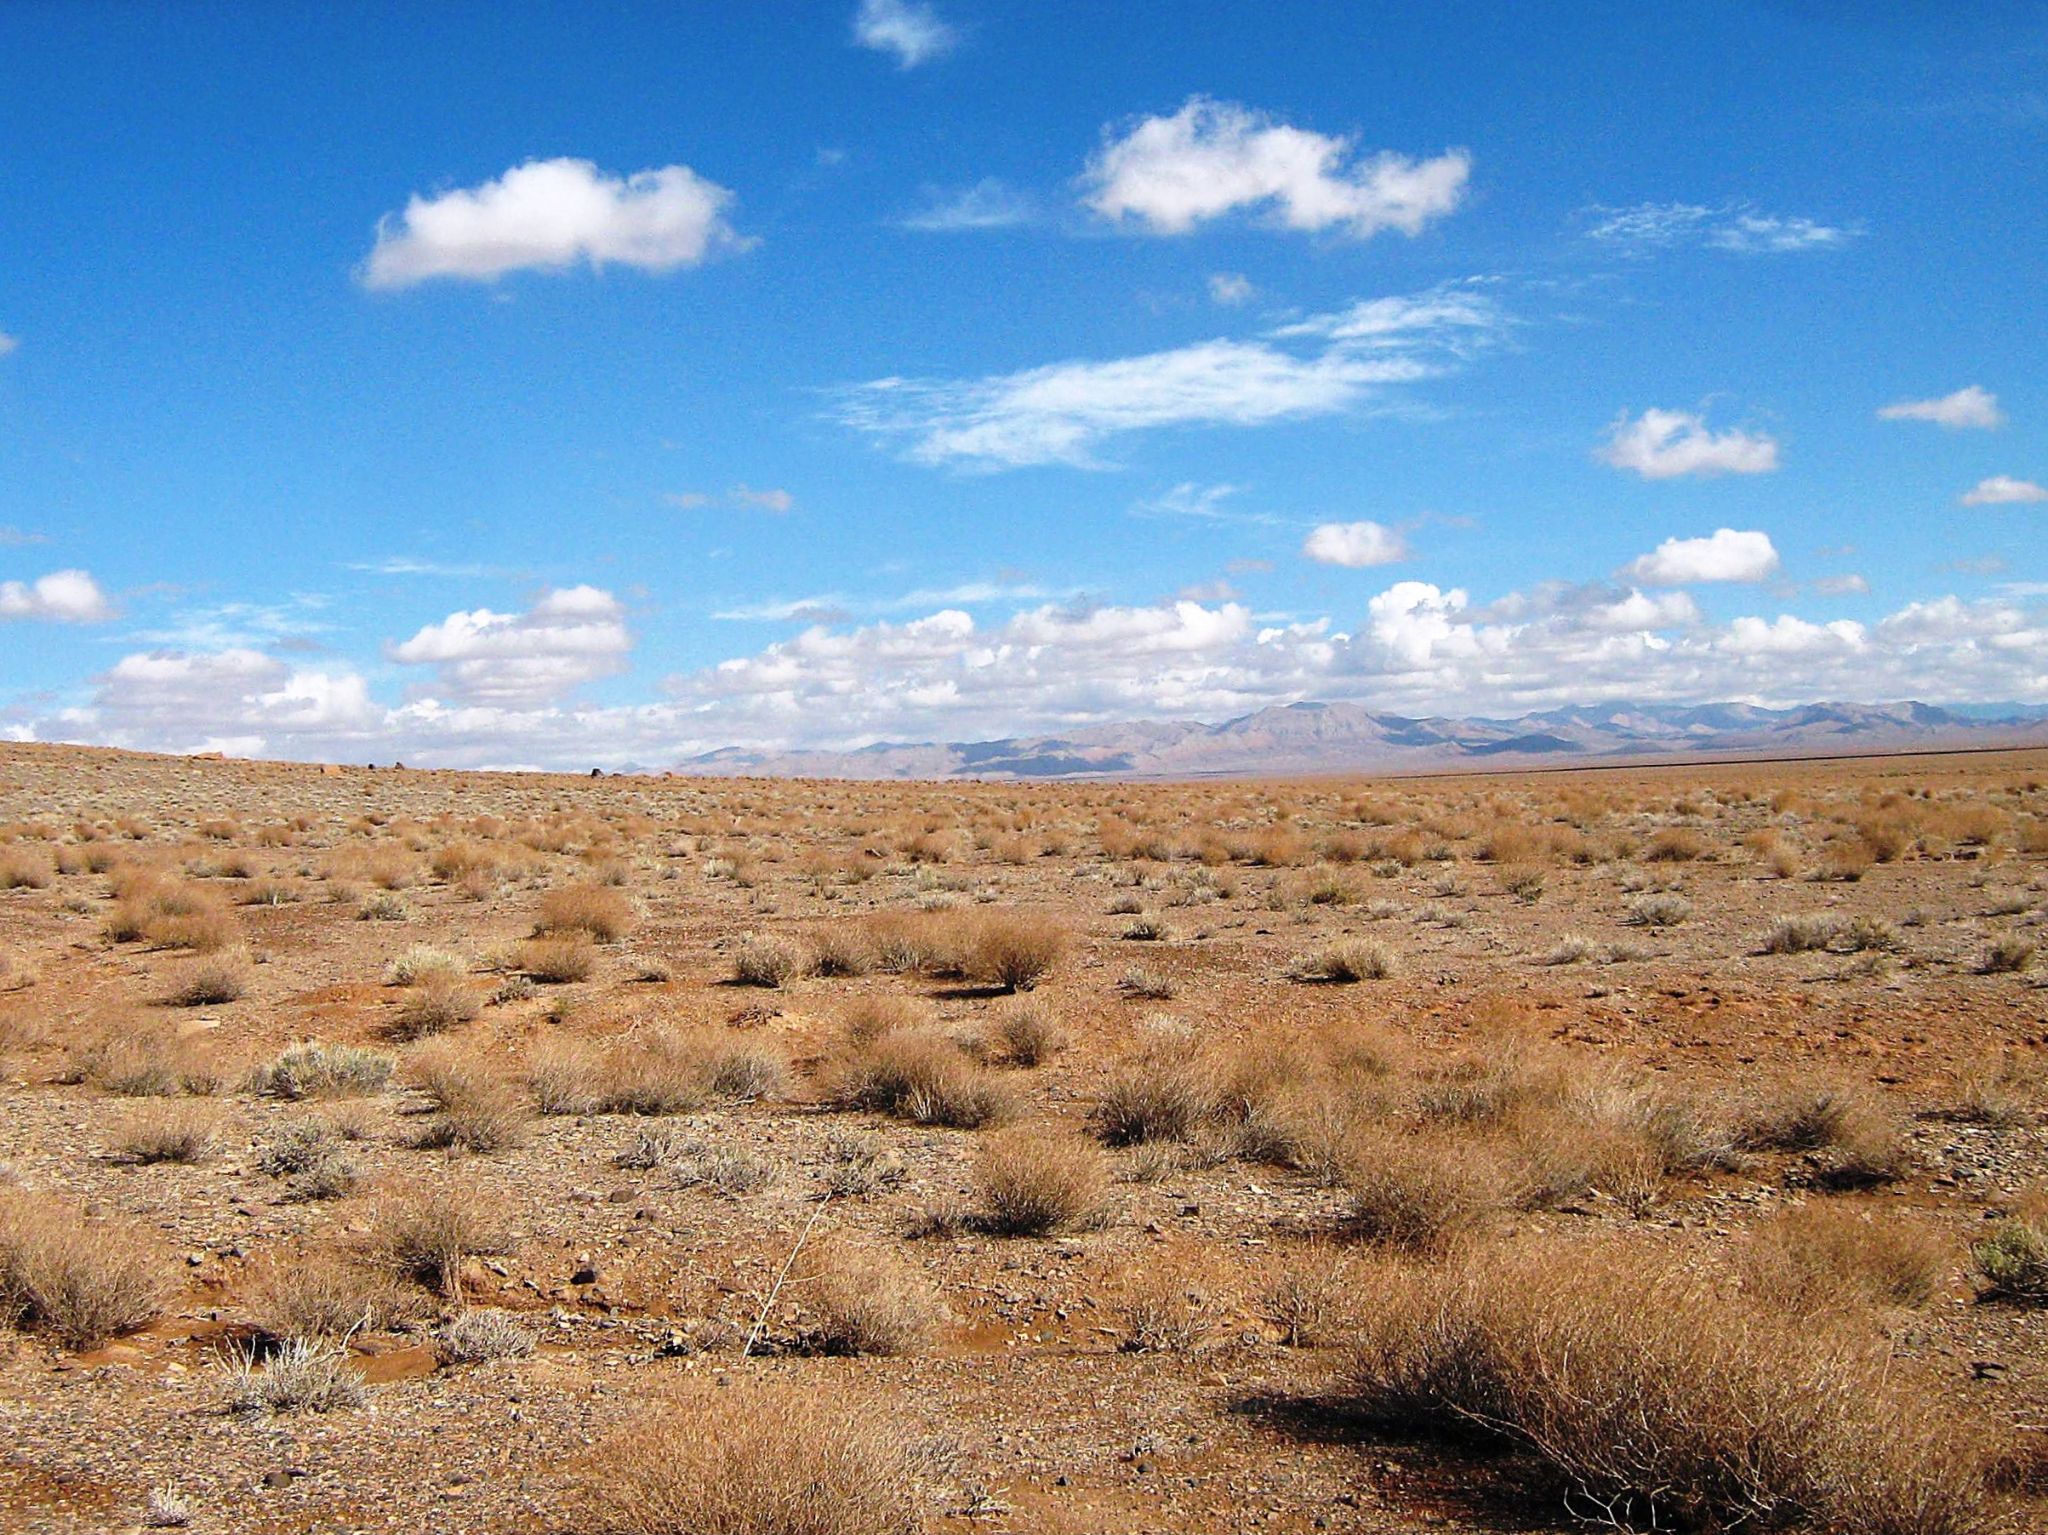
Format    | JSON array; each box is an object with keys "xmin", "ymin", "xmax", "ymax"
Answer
[
  {"xmin": 1600, "ymin": 408, "xmax": 1780, "ymax": 479},
  {"xmin": 388, "ymin": 585, "xmax": 631, "ymax": 705},
  {"xmin": 1303, "ymin": 521, "xmax": 1407, "ymax": 568},
  {"xmin": 1878, "ymin": 385, "xmax": 2004, "ymax": 430},
  {"xmin": 1961, "ymin": 475, "xmax": 2047, "ymax": 506},
  {"xmin": 0, "ymin": 568, "xmax": 114, "ymax": 623},
  {"xmin": 361, "ymin": 158, "xmax": 746, "ymax": 289},
  {"xmin": 853, "ymin": 0, "xmax": 956, "ymax": 67},
  {"xmin": 1083, "ymin": 97, "xmax": 1469, "ymax": 239},
  {"xmin": 1622, "ymin": 529, "xmax": 1780, "ymax": 585}
]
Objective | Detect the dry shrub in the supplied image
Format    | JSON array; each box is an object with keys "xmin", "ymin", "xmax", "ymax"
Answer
[
  {"xmin": 436, "ymin": 1307, "xmax": 535, "ymax": 1362},
  {"xmin": 531, "ymin": 1025, "xmax": 787, "ymax": 1116},
  {"xmin": 0, "ymin": 849, "xmax": 52, "ymax": 889},
  {"xmin": 107, "ymin": 876, "xmax": 240, "ymax": 952},
  {"xmin": 575, "ymin": 1381, "xmax": 923, "ymax": 1535},
  {"xmin": 1742, "ymin": 1202, "xmax": 1947, "ymax": 1313},
  {"xmin": 383, "ymin": 944, "xmax": 465, "ymax": 985},
  {"xmin": 807, "ymin": 925, "xmax": 876, "ymax": 978},
  {"xmin": 991, "ymin": 997, "xmax": 1066, "ymax": 1066},
  {"xmin": 0, "ymin": 1191, "xmax": 175, "ymax": 1347},
  {"xmin": 363, "ymin": 1179, "xmax": 511, "ymax": 1294},
  {"xmin": 256, "ymin": 1117, "xmax": 363, "ymax": 1200},
  {"xmin": 796, "ymin": 1238, "xmax": 942, "ymax": 1355},
  {"xmin": 164, "ymin": 951, "xmax": 249, "ymax": 1007},
  {"xmin": 974, "ymin": 1128, "xmax": 1110, "ymax": 1235},
  {"xmin": 821, "ymin": 1128, "xmax": 908, "ymax": 1198},
  {"xmin": 223, "ymin": 1336, "xmax": 367, "ymax": 1414},
  {"xmin": 1981, "ymin": 936, "xmax": 2037, "ymax": 976},
  {"xmin": 863, "ymin": 912, "xmax": 953, "ymax": 974},
  {"xmin": 839, "ymin": 995, "xmax": 931, "ymax": 1046},
  {"xmin": 1258, "ymin": 1239, "xmax": 1357, "ymax": 1347},
  {"xmin": 964, "ymin": 912, "xmax": 1066, "ymax": 991},
  {"xmin": 535, "ymin": 884, "xmax": 633, "ymax": 944},
  {"xmin": 244, "ymin": 1250, "xmax": 412, "ymax": 1340},
  {"xmin": 250, "ymin": 1040, "xmax": 394, "ymax": 1099},
  {"xmin": 837, "ymin": 1030, "xmax": 1016, "ymax": 1129},
  {"xmin": 1344, "ymin": 1241, "xmax": 1991, "ymax": 1535},
  {"xmin": 64, "ymin": 1016, "xmax": 225, "ymax": 1097},
  {"xmin": 391, "ymin": 973, "xmax": 481, "ymax": 1039},
  {"xmin": 1502, "ymin": 1107, "xmax": 1663, "ymax": 1213},
  {"xmin": 1973, "ymin": 1188, "xmax": 2048, "ymax": 1305},
  {"xmin": 1643, "ymin": 826, "xmax": 1707, "ymax": 862},
  {"xmin": 1340, "ymin": 1129, "xmax": 1505, "ymax": 1252},
  {"xmin": 1286, "ymin": 937, "xmax": 1398, "ymax": 983},
  {"xmin": 405, "ymin": 1041, "xmax": 530, "ymax": 1152},
  {"xmin": 517, "ymin": 935, "xmax": 596, "ymax": 983},
  {"xmin": 1737, "ymin": 1082, "xmax": 1907, "ymax": 1188},
  {"xmin": 111, "ymin": 1101, "xmax": 222, "ymax": 1164},
  {"xmin": 1117, "ymin": 1265, "xmax": 1213, "ymax": 1354},
  {"xmin": 731, "ymin": 932, "xmax": 812, "ymax": 989},
  {"xmin": 1091, "ymin": 1039, "xmax": 1218, "ymax": 1145}
]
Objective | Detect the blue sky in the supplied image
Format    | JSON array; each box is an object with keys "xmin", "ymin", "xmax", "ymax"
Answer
[{"xmin": 1, "ymin": 0, "xmax": 2043, "ymax": 768}]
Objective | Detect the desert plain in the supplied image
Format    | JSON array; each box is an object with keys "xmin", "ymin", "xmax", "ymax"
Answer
[{"xmin": 0, "ymin": 740, "xmax": 2045, "ymax": 1534}]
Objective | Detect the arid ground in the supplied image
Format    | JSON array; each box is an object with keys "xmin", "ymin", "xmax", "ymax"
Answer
[{"xmin": 1, "ymin": 741, "xmax": 2045, "ymax": 1534}]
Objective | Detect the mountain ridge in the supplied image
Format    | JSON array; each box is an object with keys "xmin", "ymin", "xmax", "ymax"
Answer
[{"xmin": 670, "ymin": 700, "xmax": 2048, "ymax": 781}]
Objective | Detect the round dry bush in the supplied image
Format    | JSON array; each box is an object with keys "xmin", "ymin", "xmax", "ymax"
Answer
[
  {"xmin": 992, "ymin": 998, "xmax": 1067, "ymax": 1067},
  {"xmin": 1091, "ymin": 1045, "xmax": 1218, "ymax": 1146},
  {"xmin": 975, "ymin": 1129, "xmax": 1111, "ymax": 1236},
  {"xmin": 965, "ymin": 913, "xmax": 1067, "ymax": 992},
  {"xmin": 516, "ymin": 936, "xmax": 596, "ymax": 985},
  {"xmin": 837, "ymin": 1031, "xmax": 1017, "ymax": 1130},
  {"xmin": 1741, "ymin": 1201, "xmax": 1948, "ymax": 1314},
  {"xmin": 797, "ymin": 1239, "xmax": 943, "ymax": 1356},
  {"xmin": 731, "ymin": 933, "xmax": 811, "ymax": 989},
  {"xmin": 362, "ymin": 1180, "xmax": 511, "ymax": 1294},
  {"xmin": 1339, "ymin": 1130, "xmax": 1506, "ymax": 1253},
  {"xmin": 391, "ymin": 974, "xmax": 482, "ymax": 1040},
  {"xmin": 1346, "ymin": 1240, "xmax": 1992, "ymax": 1535},
  {"xmin": 0, "ymin": 1192, "xmax": 176, "ymax": 1348},
  {"xmin": 534, "ymin": 884, "xmax": 634, "ymax": 945},
  {"xmin": 577, "ymin": 1382, "xmax": 924, "ymax": 1535},
  {"xmin": 245, "ymin": 1251, "xmax": 414, "ymax": 1341},
  {"xmin": 1286, "ymin": 938, "xmax": 1398, "ymax": 984},
  {"xmin": 839, "ymin": 995, "xmax": 932, "ymax": 1046}
]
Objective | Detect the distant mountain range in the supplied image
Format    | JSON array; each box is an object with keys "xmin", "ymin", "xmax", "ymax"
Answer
[{"xmin": 670, "ymin": 700, "xmax": 2048, "ymax": 781}]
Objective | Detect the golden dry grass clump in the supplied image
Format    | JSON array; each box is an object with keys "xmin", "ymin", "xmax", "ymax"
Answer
[
  {"xmin": 974, "ymin": 1127, "xmax": 1111, "ymax": 1235},
  {"xmin": 1345, "ymin": 1240, "xmax": 1992, "ymax": 1535},
  {"xmin": 835, "ymin": 1028, "xmax": 1017, "ymax": 1129},
  {"xmin": 531, "ymin": 1024, "xmax": 788, "ymax": 1116},
  {"xmin": 0, "ymin": 1191, "xmax": 176, "ymax": 1347},
  {"xmin": 795, "ymin": 1237, "xmax": 944, "ymax": 1355},
  {"xmin": 575, "ymin": 1381, "xmax": 925, "ymax": 1535},
  {"xmin": 534, "ymin": 883, "xmax": 634, "ymax": 944}
]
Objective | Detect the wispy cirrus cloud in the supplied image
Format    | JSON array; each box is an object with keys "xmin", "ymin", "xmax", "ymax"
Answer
[
  {"xmin": 899, "ymin": 179, "xmax": 1034, "ymax": 231},
  {"xmin": 835, "ymin": 283, "xmax": 1502, "ymax": 470},
  {"xmin": 1582, "ymin": 201, "xmax": 1857, "ymax": 254},
  {"xmin": 665, "ymin": 485, "xmax": 796, "ymax": 513},
  {"xmin": 361, "ymin": 158, "xmax": 749, "ymax": 289},
  {"xmin": 1083, "ymin": 97, "xmax": 1469, "ymax": 239}
]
